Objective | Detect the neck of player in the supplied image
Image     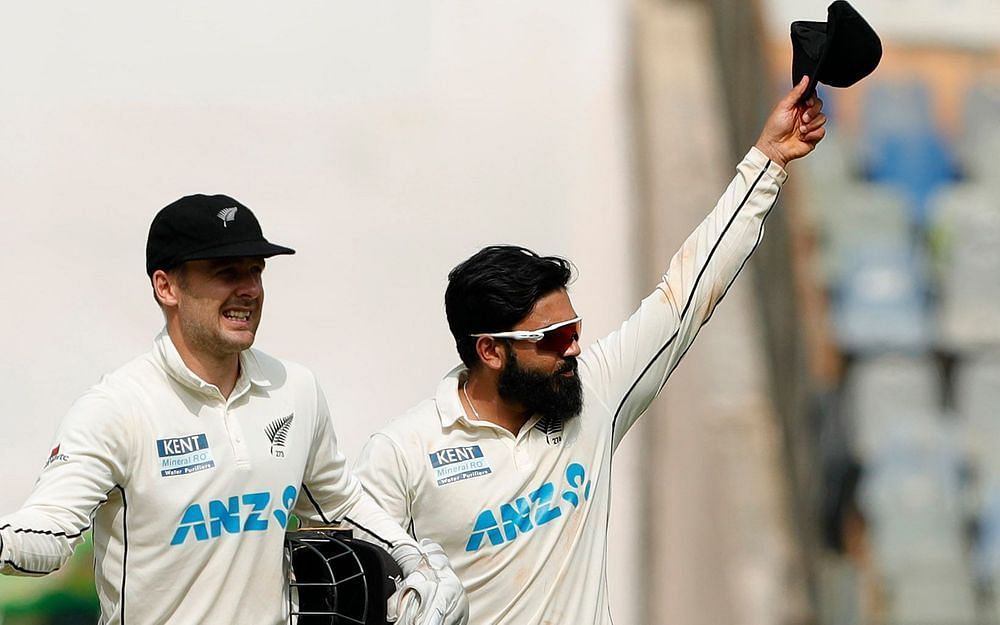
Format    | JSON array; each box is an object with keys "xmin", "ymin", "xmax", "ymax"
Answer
[
  {"xmin": 167, "ymin": 325, "xmax": 241, "ymax": 399},
  {"xmin": 461, "ymin": 371, "xmax": 532, "ymax": 435}
]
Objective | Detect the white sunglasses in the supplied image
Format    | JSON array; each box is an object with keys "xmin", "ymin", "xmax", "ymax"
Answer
[{"xmin": 471, "ymin": 316, "xmax": 582, "ymax": 350}]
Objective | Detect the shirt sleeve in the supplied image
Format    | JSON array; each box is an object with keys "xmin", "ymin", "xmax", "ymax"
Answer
[
  {"xmin": 0, "ymin": 390, "xmax": 133, "ymax": 576},
  {"xmin": 579, "ymin": 147, "xmax": 787, "ymax": 450},
  {"xmin": 293, "ymin": 378, "xmax": 415, "ymax": 550},
  {"xmin": 353, "ymin": 432, "xmax": 413, "ymax": 530}
]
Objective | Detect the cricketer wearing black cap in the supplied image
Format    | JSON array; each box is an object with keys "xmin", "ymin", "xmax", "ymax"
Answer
[
  {"xmin": 144, "ymin": 193, "xmax": 297, "ymax": 393},
  {"xmin": 0, "ymin": 191, "xmax": 470, "ymax": 625}
]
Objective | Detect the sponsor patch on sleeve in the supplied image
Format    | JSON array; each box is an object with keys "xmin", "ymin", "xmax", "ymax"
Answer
[
  {"xmin": 428, "ymin": 445, "xmax": 492, "ymax": 486},
  {"xmin": 157, "ymin": 433, "xmax": 215, "ymax": 477},
  {"xmin": 44, "ymin": 444, "xmax": 69, "ymax": 468}
]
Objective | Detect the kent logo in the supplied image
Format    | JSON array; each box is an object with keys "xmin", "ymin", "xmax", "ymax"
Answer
[
  {"xmin": 158, "ymin": 434, "xmax": 209, "ymax": 456},
  {"xmin": 170, "ymin": 485, "xmax": 297, "ymax": 546},
  {"xmin": 428, "ymin": 445, "xmax": 492, "ymax": 486},
  {"xmin": 429, "ymin": 446, "xmax": 483, "ymax": 467},
  {"xmin": 465, "ymin": 462, "xmax": 592, "ymax": 552},
  {"xmin": 156, "ymin": 433, "xmax": 215, "ymax": 477}
]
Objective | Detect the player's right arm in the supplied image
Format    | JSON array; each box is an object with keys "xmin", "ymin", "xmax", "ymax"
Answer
[
  {"xmin": 0, "ymin": 391, "xmax": 132, "ymax": 576},
  {"xmin": 581, "ymin": 79, "xmax": 825, "ymax": 449}
]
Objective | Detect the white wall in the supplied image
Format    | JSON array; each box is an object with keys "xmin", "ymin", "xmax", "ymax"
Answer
[{"xmin": 0, "ymin": 1, "xmax": 642, "ymax": 620}]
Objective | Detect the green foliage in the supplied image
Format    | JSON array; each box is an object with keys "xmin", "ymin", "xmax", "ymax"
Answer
[{"xmin": 0, "ymin": 533, "xmax": 100, "ymax": 625}]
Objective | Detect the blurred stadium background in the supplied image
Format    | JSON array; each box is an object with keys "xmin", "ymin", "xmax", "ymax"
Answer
[{"xmin": 1, "ymin": 0, "xmax": 998, "ymax": 623}]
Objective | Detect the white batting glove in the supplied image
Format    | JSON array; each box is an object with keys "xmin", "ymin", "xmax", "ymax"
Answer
[{"xmin": 386, "ymin": 539, "xmax": 469, "ymax": 625}]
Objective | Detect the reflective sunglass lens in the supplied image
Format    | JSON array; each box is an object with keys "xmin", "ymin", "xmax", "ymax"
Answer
[{"xmin": 537, "ymin": 323, "xmax": 581, "ymax": 352}]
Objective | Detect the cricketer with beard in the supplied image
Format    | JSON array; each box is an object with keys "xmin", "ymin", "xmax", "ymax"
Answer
[{"xmin": 354, "ymin": 79, "xmax": 826, "ymax": 625}]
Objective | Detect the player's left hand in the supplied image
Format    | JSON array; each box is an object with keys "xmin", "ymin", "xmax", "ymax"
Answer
[
  {"xmin": 753, "ymin": 75, "xmax": 827, "ymax": 168},
  {"xmin": 388, "ymin": 539, "xmax": 469, "ymax": 625}
]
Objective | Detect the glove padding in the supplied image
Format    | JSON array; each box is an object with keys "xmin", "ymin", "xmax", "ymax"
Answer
[{"xmin": 387, "ymin": 539, "xmax": 469, "ymax": 625}]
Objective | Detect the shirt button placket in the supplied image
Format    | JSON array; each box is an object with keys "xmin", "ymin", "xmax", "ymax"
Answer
[
  {"xmin": 223, "ymin": 402, "xmax": 251, "ymax": 468},
  {"xmin": 513, "ymin": 436, "xmax": 530, "ymax": 471}
]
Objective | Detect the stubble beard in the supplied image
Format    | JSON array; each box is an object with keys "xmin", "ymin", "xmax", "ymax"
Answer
[{"xmin": 179, "ymin": 305, "xmax": 256, "ymax": 361}]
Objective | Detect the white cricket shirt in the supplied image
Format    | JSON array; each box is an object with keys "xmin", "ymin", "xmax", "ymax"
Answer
[
  {"xmin": 0, "ymin": 331, "xmax": 411, "ymax": 624},
  {"xmin": 355, "ymin": 148, "xmax": 787, "ymax": 625}
]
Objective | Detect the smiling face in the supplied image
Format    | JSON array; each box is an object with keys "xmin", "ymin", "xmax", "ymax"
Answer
[{"xmin": 154, "ymin": 257, "xmax": 266, "ymax": 365}]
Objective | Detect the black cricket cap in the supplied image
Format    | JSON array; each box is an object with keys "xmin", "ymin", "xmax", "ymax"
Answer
[
  {"xmin": 145, "ymin": 194, "xmax": 295, "ymax": 276},
  {"xmin": 791, "ymin": 0, "xmax": 882, "ymax": 100}
]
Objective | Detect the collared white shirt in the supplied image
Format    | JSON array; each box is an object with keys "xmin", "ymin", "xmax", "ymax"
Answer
[
  {"xmin": 355, "ymin": 148, "xmax": 787, "ymax": 625},
  {"xmin": 0, "ymin": 330, "xmax": 410, "ymax": 624}
]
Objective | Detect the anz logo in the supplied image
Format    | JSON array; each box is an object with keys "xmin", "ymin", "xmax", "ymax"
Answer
[
  {"xmin": 170, "ymin": 485, "xmax": 297, "ymax": 546},
  {"xmin": 465, "ymin": 463, "xmax": 592, "ymax": 552}
]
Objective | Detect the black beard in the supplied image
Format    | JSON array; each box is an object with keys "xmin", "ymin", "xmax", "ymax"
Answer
[{"xmin": 497, "ymin": 349, "xmax": 583, "ymax": 423}]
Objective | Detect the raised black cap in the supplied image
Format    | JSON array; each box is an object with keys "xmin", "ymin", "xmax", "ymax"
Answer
[
  {"xmin": 145, "ymin": 194, "xmax": 295, "ymax": 276},
  {"xmin": 791, "ymin": 1, "xmax": 882, "ymax": 101}
]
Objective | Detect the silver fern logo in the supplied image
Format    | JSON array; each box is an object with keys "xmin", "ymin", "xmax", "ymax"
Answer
[
  {"xmin": 217, "ymin": 207, "xmax": 238, "ymax": 227},
  {"xmin": 533, "ymin": 415, "xmax": 564, "ymax": 446},
  {"xmin": 265, "ymin": 414, "xmax": 293, "ymax": 458}
]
